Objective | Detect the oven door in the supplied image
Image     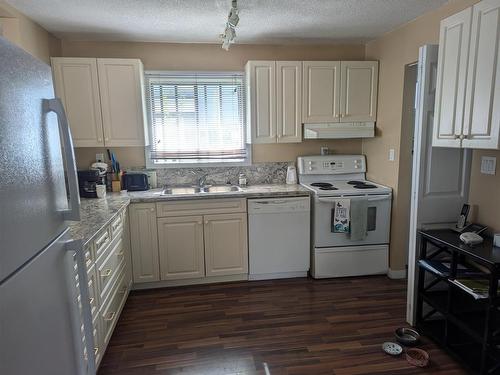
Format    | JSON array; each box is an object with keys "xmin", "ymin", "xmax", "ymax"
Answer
[{"xmin": 313, "ymin": 194, "xmax": 392, "ymax": 247}]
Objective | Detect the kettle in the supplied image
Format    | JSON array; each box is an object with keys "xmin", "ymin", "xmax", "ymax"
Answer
[{"xmin": 286, "ymin": 164, "xmax": 297, "ymax": 185}]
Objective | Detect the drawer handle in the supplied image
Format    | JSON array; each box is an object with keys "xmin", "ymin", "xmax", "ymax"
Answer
[
  {"xmin": 96, "ymin": 233, "xmax": 109, "ymax": 248},
  {"xmin": 119, "ymin": 285, "xmax": 127, "ymax": 295},
  {"xmin": 89, "ymin": 297, "xmax": 94, "ymax": 305},
  {"xmin": 94, "ymin": 347, "xmax": 99, "ymax": 356},
  {"xmin": 116, "ymin": 250, "xmax": 124, "ymax": 257},
  {"xmin": 112, "ymin": 220, "xmax": 122, "ymax": 231},
  {"xmin": 101, "ymin": 269, "xmax": 113, "ymax": 278},
  {"xmin": 104, "ymin": 311, "xmax": 116, "ymax": 321}
]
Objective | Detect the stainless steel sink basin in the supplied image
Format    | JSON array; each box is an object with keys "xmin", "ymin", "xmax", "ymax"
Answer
[
  {"xmin": 161, "ymin": 186, "xmax": 202, "ymax": 195},
  {"xmin": 161, "ymin": 185, "xmax": 242, "ymax": 195},
  {"xmin": 203, "ymin": 185, "xmax": 242, "ymax": 193}
]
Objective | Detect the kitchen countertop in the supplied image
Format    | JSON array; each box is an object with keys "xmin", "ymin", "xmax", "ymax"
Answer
[
  {"xmin": 68, "ymin": 194, "xmax": 130, "ymax": 246},
  {"xmin": 127, "ymin": 184, "xmax": 311, "ymax": 202},
  {"xmin": 68, "ymin": 184, "xmax": 310, "ymax": 246}
]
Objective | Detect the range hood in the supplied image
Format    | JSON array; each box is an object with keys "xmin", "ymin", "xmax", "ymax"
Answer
[{"xmin": 303, "ymin": 122, "xmax": 375, "ymax": 139}]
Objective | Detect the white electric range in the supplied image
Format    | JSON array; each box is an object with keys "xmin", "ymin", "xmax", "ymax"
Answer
[{"xmin": 297, "ymin": 155, "xmax": 392, "ymax": 278}]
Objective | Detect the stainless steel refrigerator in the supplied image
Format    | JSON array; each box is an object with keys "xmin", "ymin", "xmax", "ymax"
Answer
[{"xmin": 0, "ymin": 37, "xmax": 96, "ymax": 375}]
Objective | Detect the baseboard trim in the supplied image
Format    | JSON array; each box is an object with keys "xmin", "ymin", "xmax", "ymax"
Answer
[
  {"xmin": 249, "ymin": 271, "xmax": 308, "ymax": 281},
  {"xmin": 388, "ymin": 268, "xmax": 407, "ymax": 279},
  {"xmin": 132, "ymin": 274, "xmax": 248, "ymax": 290}
]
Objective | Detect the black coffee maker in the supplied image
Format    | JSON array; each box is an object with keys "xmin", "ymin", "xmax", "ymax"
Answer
[{"xmin": 77, "ymin": 170, "xmax": 106, "ymax": 198}]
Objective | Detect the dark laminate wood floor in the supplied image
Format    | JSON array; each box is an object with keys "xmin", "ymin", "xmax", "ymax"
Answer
[{"xmin": 98, "ymin": 276, "xmax": 466, "ymax": 375}]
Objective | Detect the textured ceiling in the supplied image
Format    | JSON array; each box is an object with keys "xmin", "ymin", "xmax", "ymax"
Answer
[{"xmin": 6, "ymin": 0, "xmax": 448, "ymax": 44}]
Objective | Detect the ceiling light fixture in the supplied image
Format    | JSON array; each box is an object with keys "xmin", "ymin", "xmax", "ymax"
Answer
[{"xmin": 221, "ymin": 0, "xmax": 239, "ymax": 51}]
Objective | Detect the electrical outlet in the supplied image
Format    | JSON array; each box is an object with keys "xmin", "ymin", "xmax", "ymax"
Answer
[
  {"xmin": 320, "ymin": 146, "xmax": 329, "ymax": 155},
  {"xmin": 96, "ymin": 153, "xmax": 105, "ymax": 162},
  {"xmin": 388, "ymin": 149, "xmax": 395, "ymax": 161},
  {"xmin": 480, "ymin": 156, "xmax": 496, "ymax": 175}
]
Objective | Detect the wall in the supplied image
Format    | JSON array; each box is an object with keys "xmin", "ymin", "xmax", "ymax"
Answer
[
  {"xmin": 363, "ymin": 0, "xmax": 481, "ymax": 272},
  {"xmin": 468, "ymin": 150, "xmax": 500, "ymax": 234},
  {"xmin": 60, "ymin": 41, "xmax": 365, "ymax": 167},
  {"xmin": 0, "ymin": 1, "xmax": 60, "ymax": 63}
]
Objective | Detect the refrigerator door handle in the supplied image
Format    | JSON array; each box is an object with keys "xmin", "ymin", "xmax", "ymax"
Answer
[
  {"xmin": 65, "ymin": 238, "xmax": 96, "ymax": 375},
  {"xmin": 43, "ymin": 98, "xmax": 80, "ymax": 221}
]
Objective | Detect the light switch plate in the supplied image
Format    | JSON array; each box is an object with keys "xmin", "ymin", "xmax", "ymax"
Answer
[
  {"xmin": 389, "ymin": 149, "xmax": 395, "ymax": 161},
  {"xmin": 480, "ymin": 156, "xmax": 496, "ymax": 175}
]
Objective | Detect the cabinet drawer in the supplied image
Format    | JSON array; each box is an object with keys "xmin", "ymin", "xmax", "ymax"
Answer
[
  {"xmin": 156, "ymin": 198, "xmax": 246, "ymax": 217},
  {"xmin": 110, "ymin": 210, "xmax": 124, "ymax": 239},
  {"xmin": 94, "ymin": 227, "xmax": 112, "ymax": 261},
  {"xmin": 98, "ymin": 238, "xmax": 125, "ymax": 300},
  {"xmin": 101, "ymin": 271, "xmax": 128, "ymax": 346},
  {"xmin": 87, "ymin": 267, "xmax": 100, "ymax": 320}
]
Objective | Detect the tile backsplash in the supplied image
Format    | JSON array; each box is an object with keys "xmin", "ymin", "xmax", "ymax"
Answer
[{"xmin": 133, "ymin": 162, "xmax": 289, "ymax": 187}]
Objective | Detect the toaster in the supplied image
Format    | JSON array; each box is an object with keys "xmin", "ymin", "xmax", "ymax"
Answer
[{"xmin": 122, "ymin": 173, "xmax": 149, "ymax": 191}]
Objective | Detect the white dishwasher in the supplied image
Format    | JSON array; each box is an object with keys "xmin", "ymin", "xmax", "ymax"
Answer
[{"xmin": 248, "ymin": 196, "xmax": 310, "ymax": 280}]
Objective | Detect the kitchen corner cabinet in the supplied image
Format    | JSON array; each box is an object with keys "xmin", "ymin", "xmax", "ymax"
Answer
[
  {"xmin": 129, "ymin": 203, "xmax": 159, "ymax": 283},
  {"xmin": 204, "ymin": 213, "xmax": 248, "ymax": 276},
  {"xmin": 433, "ymin": 0, "xmax": 500, "ymax": 149},
  {"xmin": 246, "ymin": 60, "xmax": 302, "ymax": 144},
  {"xmin": 51, "ymin": 57, "xmax": 149, "ymax": 148}
]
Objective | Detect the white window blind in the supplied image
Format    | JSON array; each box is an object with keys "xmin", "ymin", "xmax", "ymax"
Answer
[{"xmin": 145, "ymin": 71, "xmax": 247, "ymax": 164}]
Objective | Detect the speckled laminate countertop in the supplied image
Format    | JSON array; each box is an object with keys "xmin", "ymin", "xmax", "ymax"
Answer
[
  {"xmin": 127, "ymin": 184, "xmax": 311, "ymax": 202},
  {"xmin": 68, "ymin": 194, "xmax": 130, "ymax": 246},
  {"xmin": 68, "ymin": 184, "xmax": 311, "ymax": 246}
]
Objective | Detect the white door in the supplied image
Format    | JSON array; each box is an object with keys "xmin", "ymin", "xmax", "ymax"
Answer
[
  {"xmin": 97, "ymin": 59, "xmax": 148, "ymax": 147},
  {"xmin": 407, "ymin": 45, "xmax": 472, "ymax": 325},
  {"xmin": 129, "ymin": 204, "xmax": 159, "ymax": 283},
  {"xmin": 276, "ymin": 61, "xmax": 302, "ymax": 143},
  {"xmin": 246, "ymin": 61, "xmax": 276, "ymax": 143},
  {"xmin": 432, "ymin": 7, "xmax": 472, "ymax": 147},
  {"xmin": 340, "ymin": 61, "xmax": 378, "ymax": 122},
  {"xmin": 204, "ymin": 213, "xmax": 248, "ymax": 277},
  {"xmin": 51, "ymin": 57, "xmax": 104, "ymax": 147},
  {"xmin": 157, "ymin": 216, "xmax": 205, "ymax": 280},
  {"xmin": 463, "ymin": 0, "xmax": 500, "ymax": 149},
  {"xmin": 302, "ymin": 61, "xmax": 341, "ymax": 123}
]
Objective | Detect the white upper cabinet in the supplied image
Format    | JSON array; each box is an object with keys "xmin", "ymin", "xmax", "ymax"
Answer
[
  {"xmin": 434, "ymin": 0, "xmax": 500, "ymax": 149},
  {"xmin": 340, "ymin": 61, "xmax": 378, "ymax": 122},
  {"xmin": 51, "ymin": 57, "xmax": 148, "ymax": 148},
  {"xmin": 246, "ymin": 61, "xmax": 276, "ymax": 144},
  {"xmin": 97, "ymin": 59, "xmax": 149, "ymax": 147},
  {"xmin": 433, "ymin": 7, "xmax": 472, "ymax": 147},
  {"xmin": 51, "ymin": 58, "xmax": 104, "ymax": 147},
  {"xmin": 302, "ymin": 61, "xmax": 341, "ymax": 123},
  {"xmin": 463, "ymin": 0, "xmax": 500, "ymax": 149},
  {"xmin": 276, "ymin": 61, "xmax": 303, "ymax": 143}
]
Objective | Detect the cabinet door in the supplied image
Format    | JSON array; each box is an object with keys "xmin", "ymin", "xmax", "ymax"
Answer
[
  {"xmin": 97, "ymin": 59, "xmax": 148, "ymax": 147},
  {"xmin": 276, "ymin": 61, "xmax": 302, "ymax": 143},
  {"xmin": 204, "ymin": 213, "xmax": 248, "ymax": 277},
  {"xmin": 433, "ymin": 8, "xmax": 472, "ymax": 147},
  {"xmin": 246, "ymin": 61, "xmax": 276, "ymax": 143},
  {"xmin": 51, "ymin": 57, "xmax": 104, "ymax": 147},
  {"xmin": 128, "ymin": 204, "xmax": 159, "ymax": 283},
  {"xmin": 157, "ymin": 216, "xmax": 205, "ymax": 280},
  {"xmin": 340, "ymin": 61, "xmax": 378, "ymax": 122},
  {"xmin": 302, "ymin": 61, "xmax": 340, "ymax": 123},
  {"xmin": 463, "ymin": 0, "xmax": 500, "ymax": 149}
]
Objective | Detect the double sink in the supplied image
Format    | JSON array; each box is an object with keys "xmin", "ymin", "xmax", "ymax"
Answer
[{"xmin": 161, "ymin": 185, "xmax": 242, "ymax": 196}]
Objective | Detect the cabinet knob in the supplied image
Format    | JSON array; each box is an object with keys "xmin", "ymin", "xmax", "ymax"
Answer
[
  {"xmin": 150, "ymin": 208, "xmax": 154, "ymax": 212},
  {"xmin": 205, "ymin": 220, "xmax": 209, "ymax": 224},
  {"xmin": 459, "ymin": 134, "xmax": 465, "ymax": 140}
]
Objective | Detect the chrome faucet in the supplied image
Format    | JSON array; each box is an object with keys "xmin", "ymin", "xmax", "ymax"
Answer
[{"xmin": 198, "ymin": 173, "xmax": 208, "ymax": 187}]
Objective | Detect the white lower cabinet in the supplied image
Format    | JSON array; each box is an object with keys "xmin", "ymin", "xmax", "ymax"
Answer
[
  {"xmin": 129, "ymin": 203, "xmax": 159, "ymax": 283},
  {"xmin": 204, "ymin": 213, "xmax": 248, "ymax": 277},
  {"xmin": 76, "ymin": 207, "xmax": 131, "ymax": 373},
  {"xmin": 131, "ymin": 199, "xmax": 249, "ymax": 285},
  {"xmin": 157, "ymin": 216, "xmax": 205, "ymax": 280}
]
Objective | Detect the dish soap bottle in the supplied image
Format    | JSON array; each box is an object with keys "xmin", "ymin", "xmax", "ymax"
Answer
[{"xmin": 238, "ymin": 173, "xmax": 247, "ymax": 187}]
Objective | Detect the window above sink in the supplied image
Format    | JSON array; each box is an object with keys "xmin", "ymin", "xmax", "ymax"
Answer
[{"xmin": 144, "ymin": 71, "xmax": 251, "ymax": 168}]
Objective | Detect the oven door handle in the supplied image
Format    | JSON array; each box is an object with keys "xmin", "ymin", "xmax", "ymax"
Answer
[{"xmin": 318, "ymin": 196, "xmax": 390, "ymax": 203}]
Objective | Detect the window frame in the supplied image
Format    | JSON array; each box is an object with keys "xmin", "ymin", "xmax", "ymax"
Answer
[{"xmin": 144, "ymin": 70, "xmax": 251, "ymax": 169}]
